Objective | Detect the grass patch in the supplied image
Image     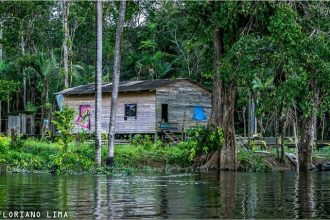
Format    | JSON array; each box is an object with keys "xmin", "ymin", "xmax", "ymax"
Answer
[{"xmin": 0, "ymin": 136, "xmax": 191, "ymax": 174}]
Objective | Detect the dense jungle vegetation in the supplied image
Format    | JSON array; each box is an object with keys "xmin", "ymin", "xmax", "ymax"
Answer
[{"xmin": 0, "ymin": 1, "xmax": 330, "ymax": 171}]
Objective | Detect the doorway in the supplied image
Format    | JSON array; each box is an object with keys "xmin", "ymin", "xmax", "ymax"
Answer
[{"xmin": 161, "ymin": 104, "xmax": 168, "ymax": 122}]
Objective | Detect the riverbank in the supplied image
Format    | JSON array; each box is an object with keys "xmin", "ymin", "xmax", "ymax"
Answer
[
  {"xmin": 0, "ymin": 136, "xmax": 192, "ymax": 174},
  {"xmin": 1, "ymin": 136, "xmax": 330, "ymax": 174}
]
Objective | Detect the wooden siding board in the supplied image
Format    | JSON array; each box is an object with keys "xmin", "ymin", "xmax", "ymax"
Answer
[
  {"xmin": 156, "ymin": 81, "xmax": 211, "ymax": 131},
  {"xmin": 63, "ymin": 91, "xmax": 156, "ymax": 134}
]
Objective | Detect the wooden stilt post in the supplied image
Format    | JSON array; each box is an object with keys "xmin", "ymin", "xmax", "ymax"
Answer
[{"xmin": 154, "ymin": 132, "xmax": 157, "ymax": 143}]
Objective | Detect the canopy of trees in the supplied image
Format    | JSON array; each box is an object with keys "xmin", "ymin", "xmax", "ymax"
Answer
[{"xmin": 1, "ymin": 1, "xmax": 329, "ymax": 171}]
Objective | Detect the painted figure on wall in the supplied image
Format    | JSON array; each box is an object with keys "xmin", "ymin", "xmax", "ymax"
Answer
[{"xmin": 76, "ymin": 105, "xmax": 91, "ymax": 129}]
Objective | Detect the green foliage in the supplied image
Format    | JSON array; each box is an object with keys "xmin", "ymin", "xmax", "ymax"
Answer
[
  {"xmin": 0, "ymin": 135, "xmax": 10, "ymax": 154},
  {"xmin": 131, "ymin": 134, "xmax": 154, "ymax": 149},
  {"xmin": 181, "ymin": 126, "xmax": 224, "ymax": 161},
  {"xmin": 238, "ymin": 149, "xmax": 272, "ymax": 172},
  {"xmin": 25, "ymin": 101, "xmax": 38, "ymax": 112},
  {"xmin": 75, "ymin": 130, "xmax": 89, "ymax": 147},
  {"xmin": 114, "ymin": 143, "xmax": 190, "ymax": 168},
  {"xmin": 52, "ymin": 106, "xmax": 75, "ymax": 150},
  {"xmin": 0, "ymin": 79, "xmax": 20, "ymax": 101},
  {"xmin": 1, "ymin": 1, "xmax": 330, "ymax": 164},
  {"xmin": 0, "ymin": 135, "xmax": 191, "ymax": 174},
  {"xmin": 51, "ymin": 150, "xmax": 94, "ymax": 174}
]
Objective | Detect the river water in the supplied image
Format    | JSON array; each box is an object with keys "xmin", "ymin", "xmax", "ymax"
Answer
[{"xmin": 0, "ymin": 171, "xmax": 329, "ymax": 219}]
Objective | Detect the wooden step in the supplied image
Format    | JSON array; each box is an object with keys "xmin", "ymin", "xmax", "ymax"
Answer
[{"xmin": 163, "ymin": 129, "xmax": 180, "ymax": 143}]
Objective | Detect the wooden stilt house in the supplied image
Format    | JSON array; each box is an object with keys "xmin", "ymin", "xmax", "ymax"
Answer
[{"xmin": 56, "ymin": 79, "xmax": 211, "ymax": 141}]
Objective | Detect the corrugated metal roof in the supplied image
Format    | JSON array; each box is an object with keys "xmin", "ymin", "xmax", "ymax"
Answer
[{"xmin": 57, "ymin": 79, "xmax": 208, "ymax": 95}]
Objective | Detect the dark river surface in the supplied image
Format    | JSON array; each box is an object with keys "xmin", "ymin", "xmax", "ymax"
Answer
[{"xmin": 0, "ymin": 171, "xmax": 330, "ymax": 219}]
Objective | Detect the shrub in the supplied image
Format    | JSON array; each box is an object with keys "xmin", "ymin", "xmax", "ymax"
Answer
[
  {"xmin": 183, "ymin": 126, "xmax": 224, "ymax": 161},
  {"xmin": 238, "ymin": 149, "xmax": 272, "ymax": 172},
  {"xmin": 0, "ymin": 135, "xmax": 10, "ymax": 153},
  {"xmin": 75, "ymin": 130, "xmax": 89, "ymax": 147},
  {"xmin": 52, "ymin": 106, "xmax": 75, "ymax": 150},
  {"xmin": 131, "ymin": 134, "xmax": 154, "ymax": 149},
  {"xmin": 51, "ymin": 151, "xmax": 94, "ymax": 173}
]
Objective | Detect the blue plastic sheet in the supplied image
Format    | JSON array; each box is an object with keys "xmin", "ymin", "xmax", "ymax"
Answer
[
  {"xmin": 192, "ymin": 106, "xmax": 207, "ymax": 121},
  {"xmin": 56, "ymin": 94, "xmax": 63, "ymax": 111}
]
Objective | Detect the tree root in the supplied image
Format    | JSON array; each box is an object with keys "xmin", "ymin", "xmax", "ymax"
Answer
[{"xmin": 198, "ymin": 150, "xmax": 219, "ymax": 170}]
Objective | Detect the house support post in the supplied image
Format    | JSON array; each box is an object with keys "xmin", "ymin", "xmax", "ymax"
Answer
[{"xmin": 154, "ymin": 132, "xmax": 157, "ymax": 142}]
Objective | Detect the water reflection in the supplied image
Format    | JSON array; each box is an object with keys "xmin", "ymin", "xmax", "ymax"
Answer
[
  {"xmin": 94, "ymin": 175, "xmax": 102, "ymax": 220},
  {"xmin": 1, "ymin": 172, "xmax": 330, "ymax": 219},
  {"xmin": 106, "ymin": 176, "xmax": 113, "ymax": 220},
  {"xmin": 219, "ymin": 171, "xmax": 236, "ymax": 219}
]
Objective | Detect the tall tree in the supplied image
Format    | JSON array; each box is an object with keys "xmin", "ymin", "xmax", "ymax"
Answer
[
  {"xmin": 182, "ymin": 2, "xmax": 274, "ymax": 170},
  {"xmin": 61, "ymin": 0, "xmax": 70, "ymax": 89},
  {"xmin": 267, "ymin": 3, "xmax": 330, "ymax": 171},
  {"xmin": 106, "ymin": 0, "xmax": 126, "ymax": 166},
  {"xmin": 95, "ymin": 0, "xmax": 102, "ymax": 167},
  {"xmin": 209, "ymin": 27, "xmax": 238, "ymax": 170}
]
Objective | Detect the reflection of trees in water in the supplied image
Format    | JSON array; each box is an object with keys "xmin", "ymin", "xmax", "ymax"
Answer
[
  {"xmin": 313, "ymin": 172, "xmax": 330, "ymax": 217},
  {"xmin": 105, "ymin": 176, "xmax": 158, "ymax": 218},
  {"xmin": 122, "ymin": 180, "xmax": 137, "ymax": 218},
  {"xmin": 237, "ymin": 173, "xmax": 257, "ymax": 219},
  {"xmin": 2, "ymin": 173, "xmax": 330, "ymax": 219},
  {"xmin": 219, "ymin": 171, "xmax": 237, "ymax": 219},
  {"xmin": 106, "ymin": 176, "xmax": 113, "ymax": 220},
  {"xmin": 58, "ymin": 176, "xmax": 69, "ymax": 212},
  {"xmin": 295, "ymin": 171, "xmax": 315, "ymax": 218},
  {"xmin": 74, "ymin": 175, "xmax": 96, "ymax": 219},
  {"xmin": 157, "ymin": 182, "xmax": 169, "ymax": 216},
  {"xmin": 3, "ymin": 175, "xmax": 70, "ymax": 212},
  {"xmin": 94, "ymin": 175, "xmax": 102, "ymax": 220}
]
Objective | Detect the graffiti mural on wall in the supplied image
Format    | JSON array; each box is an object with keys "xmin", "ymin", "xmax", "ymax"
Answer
[{"xmin": 76, "ymin": 105, "xmax": 91, "ymax": 129}]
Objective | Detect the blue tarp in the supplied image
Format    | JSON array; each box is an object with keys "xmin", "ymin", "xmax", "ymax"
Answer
[
  {"xmin": 192, "ymin": 106, "xmax": 207, "ymax": 121},
  {"xmin": 56, "ymin": 94, "xmax": 63, "ymax": 111}
]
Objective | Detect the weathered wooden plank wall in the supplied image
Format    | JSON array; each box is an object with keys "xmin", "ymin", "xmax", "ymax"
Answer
[
  {"xmin": 156, "ymin": 80, "xmax": 211, "ymax": 131},
  {"xmin": 63, "ymin": 91, "xmax": 157, "ymax": 134},
  {"xmin": 63, "ymin": 80, "xmax": 212, "ymax": 134}
]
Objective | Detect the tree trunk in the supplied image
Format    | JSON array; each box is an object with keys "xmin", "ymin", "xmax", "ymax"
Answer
[
  {"xmin": 41, "ymin": 79, "xmax": 50, "ymax": 138},
  {"xmin": 106, "ymin": 0, "xmax": 126, "ymax": 166},
  {"xmin": 208, "ymin": 28, "xmax": 237, "ymax": 170},
  {"xmin": 7, "ymin": 98, "xmax": 9, "ymax": 114},
  {"xmin": 220, "ymin": 83, "xmax": 237, "ymax": 170},
  {"xmin": 95, "ymin": 0, "xmax": 103, "ymax": 167},
  {"xmin": 297, "ymin": 76, "xmax": 318, "ymax": 172},
  {"xmin": 0, "ymin": 26, "xmax": 2, "ymax": 60},
  {"xmin": 248, "ymin": 91, "xmax": 257, "ymax": 137},
  {"xmin": 208, "ymin": 28, "xmax": 224, "ymax": 131},
  {"xmin": 297, "ymin": 115, "xmax": 314, "ymax": 172},
  {"xmin": 62, "ymin": 0, "xmax": 70, "ymax": 89},
  {"xmin": 257, "ymin": 117, "xmax": 264, "ymax": 138},
  {"xmin": 243, "ymin": 107, "xmax": 246, "ymax": 137},
  {"xmin": 21, "ymin": 33, "xmax": 26, "ymax": 110},
  {"xmin": 208, "ymin": 28, "xmax": 224, "ymax": 170},
  {"xmin": 45, "ymin": 79, "xmax": 49, "ymax": 118},
  {"xmin": 321, "ymin": 113, "xmax": 325, "ymax": 140}
]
